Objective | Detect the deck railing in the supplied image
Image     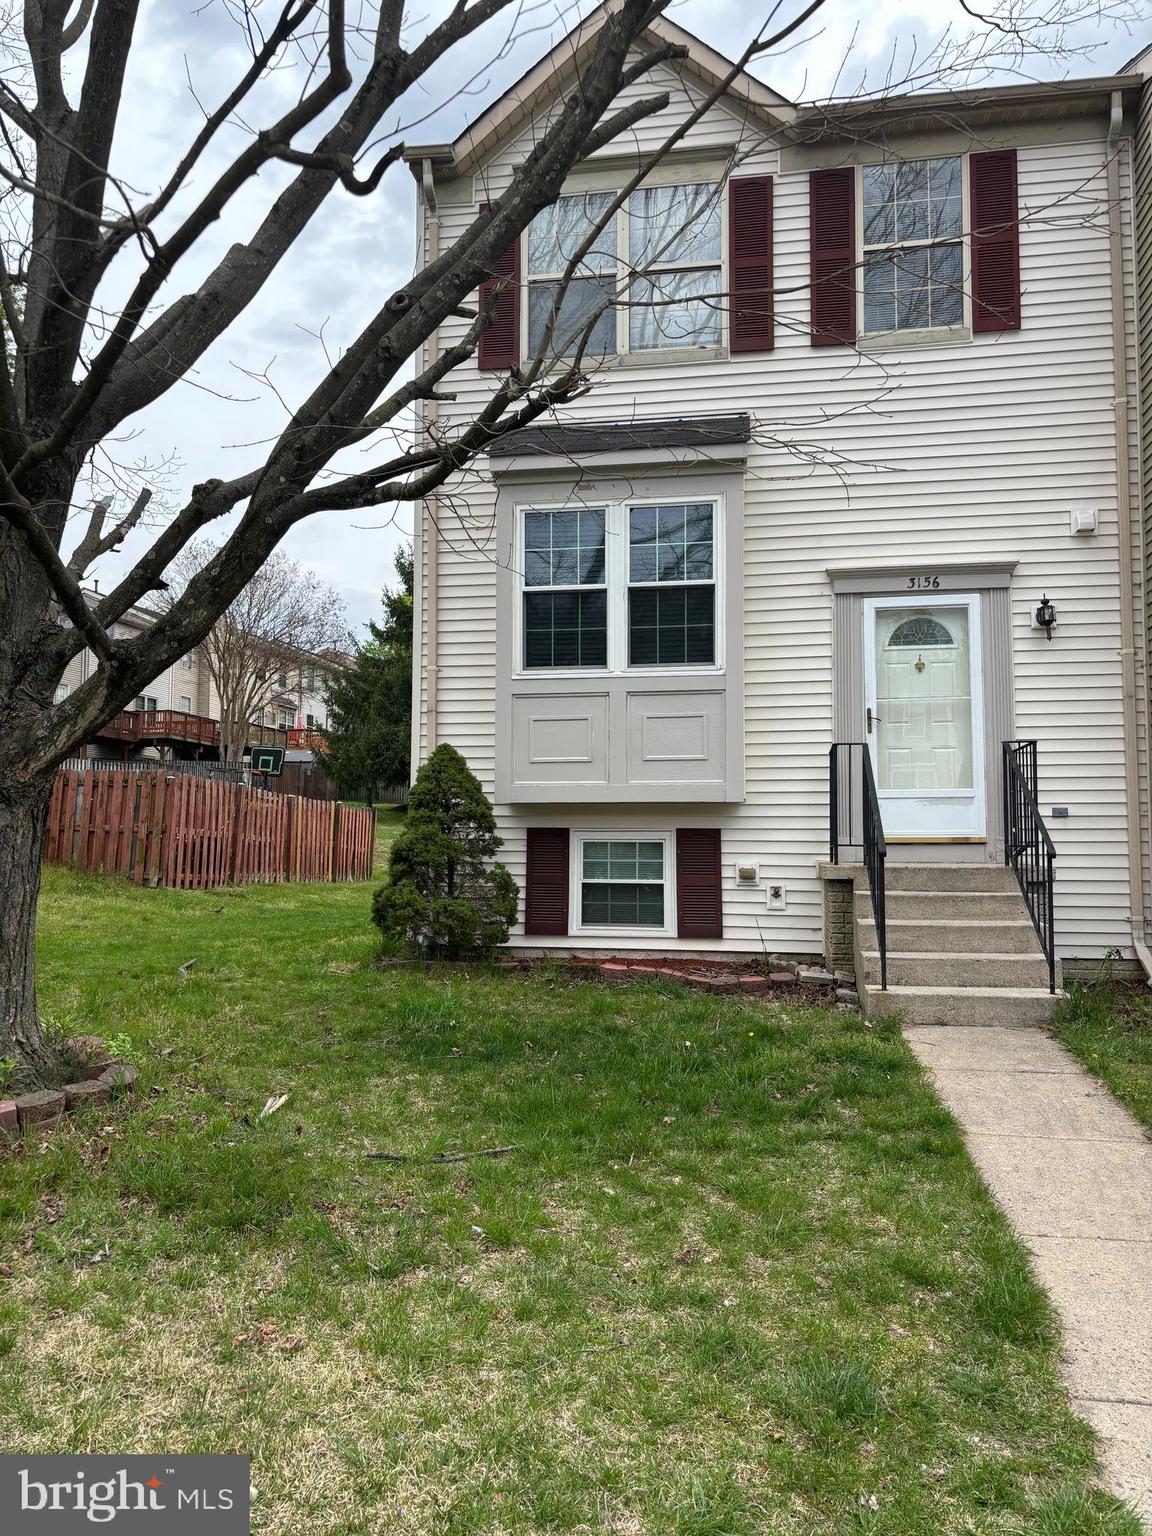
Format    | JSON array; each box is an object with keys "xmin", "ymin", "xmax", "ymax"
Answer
[
  {"xmin": 136, "ymin": 709, "xmax": 217, "ymax": 745},
  {"xmin": 93, "ymin": 709, "xmax": 289, "ymax": 754},
  {"xmin": 287, "ymin": 727, "xmax": 327, "ymax": 751}
]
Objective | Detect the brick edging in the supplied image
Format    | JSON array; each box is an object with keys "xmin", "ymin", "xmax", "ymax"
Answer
[
  {"xmin": 593, "ymin": 958, "xmax": 858, "ymax": 1002},
  {"xmin": 0, "ymin": 1039, "xmax": 140, "ymax": 1145}
]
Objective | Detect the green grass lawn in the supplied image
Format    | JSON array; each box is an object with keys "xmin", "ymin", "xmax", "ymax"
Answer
[
  {"xmin": 0, "ymin": 854, "xmax": 1141, "ymax": 1534},
  {"xmin": 1053, "ymin": 980, "xmax": 1152, "ymax": 1132}
]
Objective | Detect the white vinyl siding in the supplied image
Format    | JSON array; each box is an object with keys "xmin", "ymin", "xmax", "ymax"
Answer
[{"xmin": 418, "ymin": 83, "xmax": 1144, "ymax": 958}]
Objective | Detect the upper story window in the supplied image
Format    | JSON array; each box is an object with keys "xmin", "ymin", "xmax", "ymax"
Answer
[
  {"xmin": 180, "ymin": 655, "xmax": 193, "ymax": 671},
  {"xmin": 54, "ymin": 682, "xmax": 70, "ymax": 703},
  {"xmin": 133, "ymin": 694, "xmax": 157, "ymax": 712},
  {"xmin": 524, "ymin": 183, "xmax": 722, "ymax": 360},
  {"xmin": 861, "ymin": 157, "xmax": 964, "ymax": 336},
  {"xmin": 519, "ymin": 498, "xmax": 720, "ymax": 673}
]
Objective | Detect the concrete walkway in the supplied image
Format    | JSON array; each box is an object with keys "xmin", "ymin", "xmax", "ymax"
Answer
[{"xmin": 905, "ymin": 1024, "xmax": 1152, "ymax": 1525}]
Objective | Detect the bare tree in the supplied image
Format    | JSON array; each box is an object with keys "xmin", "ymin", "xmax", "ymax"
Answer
[
  {"xmin": 170, "ymin": 543, "xmax": 350, "ymax": 761},
  {"xmin": 0, "ymin": 0, "xmax": 1136, "ymax": 1078}
]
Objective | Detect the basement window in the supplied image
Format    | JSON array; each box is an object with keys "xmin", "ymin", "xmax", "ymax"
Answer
[{"xmin": 576, "ymin": 836, "xmax": 671, "ymax": 933}]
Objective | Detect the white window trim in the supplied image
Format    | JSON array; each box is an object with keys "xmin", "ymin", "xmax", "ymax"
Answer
[
  {"xmin": 521, "ymin": 182, "xmax": 728, "ymax": 362},
  {"xmin": 856, "ymin": 153, "xmax": 972, "ymax": 344},
  {"xmin": 513, "ymin": 494, "xmax": 725, "ymax": 680},
  {"xmin": 570, "ymin": 830, "xmax": 675, "ymax": 938}
]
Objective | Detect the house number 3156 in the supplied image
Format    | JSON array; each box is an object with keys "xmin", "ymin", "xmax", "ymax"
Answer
[{"xmin": 907, "ymin": 574, "xmax": 941, "ymax": 589}]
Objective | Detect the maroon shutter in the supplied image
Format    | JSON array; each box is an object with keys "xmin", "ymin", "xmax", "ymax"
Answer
[
  {"xmin": 477, "ymin": 201, "xmax": 521, "ymax": 370},
  {"xmin": 728, "ymin": 175, "xmax": 774, "ymax": 352},
  {"xmin": 970, "ymin": 149, "xmax": 1020, "ymax": 333},
  {"xmin": 524, "ymin": 828, "xmax": 569, "ymax": 935},
  {"xmin": 809, "ymin": 168, "xmax": 856, "ymax": 347},
  {"xmin": 676, "ymin": 829, "xmax": 723, "ymax": 940}
]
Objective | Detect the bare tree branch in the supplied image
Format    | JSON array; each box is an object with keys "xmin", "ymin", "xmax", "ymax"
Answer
[
  {"xmin": 59, "ymin": 0, "xmax": 97, "ymax": 52},
  {"xmin": 66, "ymin": 486, "xmax": 151, "ymax": 576}
]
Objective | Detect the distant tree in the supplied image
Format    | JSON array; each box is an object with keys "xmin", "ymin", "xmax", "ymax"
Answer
[
  {"xmin": 372, "ymin": 744, "xmax": 518, "ymax": 957},
  {"xmin": 170, "ymin": 543, "xmax": 351, "ymax": 761},
  {"xmin": 321, "ymin": 547, "xmax": 413, "ymax": 795}
]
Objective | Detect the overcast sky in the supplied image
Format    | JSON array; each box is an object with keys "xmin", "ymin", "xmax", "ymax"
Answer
[{"xmin": 79, "ymin": 0, "xmax": 1147, "ymax": 637}]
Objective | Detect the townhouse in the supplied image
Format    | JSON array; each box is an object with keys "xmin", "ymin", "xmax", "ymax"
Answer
[{"xmin": 406, "ymin": 9, "xmax": 1152, "ymax": 1019}]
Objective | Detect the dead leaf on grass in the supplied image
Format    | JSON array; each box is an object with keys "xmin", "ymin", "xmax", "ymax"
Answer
[{"xmin": 232, "ymin": 1320, "xmax": 305, "ymax": 1353}]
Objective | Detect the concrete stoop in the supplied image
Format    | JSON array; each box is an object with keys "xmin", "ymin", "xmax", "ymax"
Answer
[{"xmin": 852, "ymin": 864, "xmax": 1066, "ymax": 1027}]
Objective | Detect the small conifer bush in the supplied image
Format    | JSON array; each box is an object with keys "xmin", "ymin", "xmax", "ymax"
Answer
[{"xmin": 372, "ymin": 743, "xmax": 519, "ymax": 957}]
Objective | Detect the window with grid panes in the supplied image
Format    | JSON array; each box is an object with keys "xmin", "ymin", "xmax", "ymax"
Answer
[
  {"xmin": 861, "ymin": 157, "xmax": 964, "ymax": 334},
  {"xmin": 522, "ymin": 507, "xmax": 608, "ymax": 669},
  {"xmin": 524, "ymin": 183, "xmax": 722, "ymax": 359},
  {"xmin": 579, "ymin": 839, "xmax": 666, "ymax": 927},
  {"xmin": 627, "ymin": 502, "xmax": 715, "ymax": 666},
  {"xmin": 519, "ymin": 499, "xmax": 718, "ymax": 672}
]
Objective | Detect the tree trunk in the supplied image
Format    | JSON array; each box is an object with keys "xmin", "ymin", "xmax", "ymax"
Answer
[
  {"xmin": 1, "ymin": 472, "xmax": 79, "ymax": 1084},
  {"xmin": 221, "ymin": 714, "xmax": 245, "ymax": 762},
  {"xmin": 0, "ymin": 775, "xmax": 54, "ymax": 1084}
]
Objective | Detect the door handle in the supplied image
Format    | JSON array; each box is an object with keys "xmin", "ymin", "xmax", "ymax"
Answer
[{"xmin": 866, "ymin": 706, "xmax": 881, "ymax": 735}]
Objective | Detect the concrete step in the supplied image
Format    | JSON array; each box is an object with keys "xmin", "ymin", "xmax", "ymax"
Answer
[
  {"xmin": 865, "ymin": 984, "xmax": 1065, "ymax": 1027},
  {"xmin": 857, "ymin": 889, "xmax": 1027, "ymax": 923},
  {"xmin": 885, "ymin": 863, "xmax": 1019, "ymax": 893},
  {"xmin": 857, "ymin": 917, "xmax": 1041, "ymax": 954},
  {"xmin": 860, "ymin": 949, "xmax": 1054, "ymax": 989}
]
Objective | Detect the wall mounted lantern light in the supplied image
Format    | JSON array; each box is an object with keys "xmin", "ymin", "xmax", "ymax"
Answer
[{"xmin": 1035, "ymin": 594, "xmax": 1057, "ymax": 641}]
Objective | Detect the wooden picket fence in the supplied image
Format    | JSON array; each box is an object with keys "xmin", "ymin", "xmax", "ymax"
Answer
[{"xmin": 44, "ymin": 769, "xmax": 376, "ymax": 888}]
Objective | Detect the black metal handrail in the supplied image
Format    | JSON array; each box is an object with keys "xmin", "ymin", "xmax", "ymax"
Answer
[
  {"xmin": 830, "ymin": 742, "xmax": 887, "ymax": 990},
  {"xmin": 1002, "ymin": 739, "xmax": 1056, "ymax": 993}
]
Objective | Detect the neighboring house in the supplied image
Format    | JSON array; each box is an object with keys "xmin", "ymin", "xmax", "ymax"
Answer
[
  {"xmin": 62, "ymin": 587, "xmax": 342, "ymax": 761},
  {"xmin": 404, "ymin": 5, "xmax": 1152, "ymax": 1020},
  {"xmin": 250, "ymin": 652, "xmax": 344, "ymax": 736}
]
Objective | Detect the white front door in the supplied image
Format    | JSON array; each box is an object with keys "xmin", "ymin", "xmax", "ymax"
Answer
[{"xmin": 863, "ymin": 594, "xmax": 985, "ymax": 839}]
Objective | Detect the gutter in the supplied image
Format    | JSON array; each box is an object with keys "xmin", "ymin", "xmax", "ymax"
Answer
[
  {"xmin": 416, "ymin": 157, "xmax": 440, "ymax": 763},
  {"xmin": 1106, "ymin": 90, "xmax": 1152, "ymax": 981}
]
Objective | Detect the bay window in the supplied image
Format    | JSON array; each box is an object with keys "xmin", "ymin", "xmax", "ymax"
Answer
[
  {"xmin": 522, "ymin": 508, "xmax": 608, "ymax": 668},
  {"xmin": 524, "ymin": 182, "xmax": 723, "ymax": 359},
  {"xmin": 519, "ymin": 498, "xmax": 720, "ymax": 673},
  {"xmin": 627, "ymin": 503, "xmax": 715, "ymax": 665}
]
